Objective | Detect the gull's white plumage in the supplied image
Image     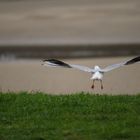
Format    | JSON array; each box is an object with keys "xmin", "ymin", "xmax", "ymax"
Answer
[{"xmin": 42, "ymin": 56, "xmax": 140, "ymax": 89}]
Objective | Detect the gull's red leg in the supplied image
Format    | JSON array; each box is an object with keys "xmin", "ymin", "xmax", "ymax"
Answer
[
  {"xmin": 100, "ymin": 80, "xmax": 103, "ymax": 90},
  {"xmin": 91, "ymin": 80, "xmax": 95, "ymax": 89}
]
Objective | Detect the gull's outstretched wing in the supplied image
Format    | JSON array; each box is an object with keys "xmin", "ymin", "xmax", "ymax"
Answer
[
  {"xmin": 42, "ymin": 59, "xmax": 94, "ymax": 73},
  {"xmin": 101, "ymin": 56, "xmax": 140, "ymax": 72}
]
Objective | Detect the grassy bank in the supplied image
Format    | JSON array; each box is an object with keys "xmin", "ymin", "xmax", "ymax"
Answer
[{"xmin": 0, "ymin": 92, "xmax": 140, "ymax": 140}]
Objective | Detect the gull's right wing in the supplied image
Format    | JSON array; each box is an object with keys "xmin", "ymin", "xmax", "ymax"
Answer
[
  {"xmin": 100, "ymin": 56, "xmax": 140, "ymax": 72},
  {"xmin": 42, "ymin": 59, "xmax": 94, "ymax": 73}
]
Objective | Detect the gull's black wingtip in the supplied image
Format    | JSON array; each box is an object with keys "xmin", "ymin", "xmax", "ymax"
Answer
[
  {"xmin": 43, "ymin": 59, "xmax": 60, "ymax": 63},
  {"xmin": 125, "ymin": 56, "xmax": 140, "ymax": 65},
  {"xmin": 42, "ymin": 59, "xmax": 72, "ymax": 68}
]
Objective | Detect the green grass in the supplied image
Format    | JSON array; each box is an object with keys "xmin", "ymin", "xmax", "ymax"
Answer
[{"xmin": 0, "ymin": 92, "xmax": 140, "ymax": 140}]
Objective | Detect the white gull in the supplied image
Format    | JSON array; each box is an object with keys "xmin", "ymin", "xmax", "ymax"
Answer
[{"xmin": 42, "ymin": 56, "xmax": 140, "ymax": 90}]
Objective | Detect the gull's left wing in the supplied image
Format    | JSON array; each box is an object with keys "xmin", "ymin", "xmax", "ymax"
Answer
[
  {"xmin": 42, "ymin": 59, "xmax": 94, "ymax": 73},
  {"xmin": 100, "ymin": 56, "xmax": 140, "ymax": 72}
]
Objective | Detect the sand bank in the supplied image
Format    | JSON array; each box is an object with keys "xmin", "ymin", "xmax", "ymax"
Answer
[{"xmin": 0, "ymin": 57, "xmax": 140, "ymax": 94}]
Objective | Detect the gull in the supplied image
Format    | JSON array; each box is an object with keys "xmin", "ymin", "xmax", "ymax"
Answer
[{"xmin": 42, "ymin": 56, "xmax": 140, "ymax": 90}]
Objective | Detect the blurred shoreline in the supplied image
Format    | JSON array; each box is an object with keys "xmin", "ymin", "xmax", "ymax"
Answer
[{"xmin": 0, "ymin": 43, "xmax": 140, "ymax": 60}]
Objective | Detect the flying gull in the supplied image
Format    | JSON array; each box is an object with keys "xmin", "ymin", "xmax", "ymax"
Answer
[{"xmin": 42, "ymin": 56, "xmax": 140, "ymax": 89}]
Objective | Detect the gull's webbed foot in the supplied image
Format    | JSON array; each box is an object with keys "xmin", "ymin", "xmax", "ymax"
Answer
[
  {"xmin": 101, "ymin": 85, "xmax": 103, "ymax": 90},
  {"xmin": 91, "ymin": 85, "xmax": 94, "ymax": 89}
]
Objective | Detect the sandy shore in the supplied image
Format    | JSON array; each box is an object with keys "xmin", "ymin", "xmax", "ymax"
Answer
[{"xmin": 0, "ymin": 57, "xmax": 140, "ymax": 95}]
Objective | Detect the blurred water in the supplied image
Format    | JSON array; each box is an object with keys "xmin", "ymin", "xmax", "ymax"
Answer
[{"xmin": 0, "ymin": 0, "xmax": 140, "ymax": 45}]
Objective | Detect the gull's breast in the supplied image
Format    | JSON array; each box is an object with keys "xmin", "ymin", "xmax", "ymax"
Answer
[{"xmin": 90, "ymin": 72, "xmax": 103, "ymax": 80}]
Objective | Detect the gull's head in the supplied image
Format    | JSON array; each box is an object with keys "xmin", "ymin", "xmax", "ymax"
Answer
[{"xmin": 94, "ymin": 65, "xmax": 100, "ymax": 71}]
